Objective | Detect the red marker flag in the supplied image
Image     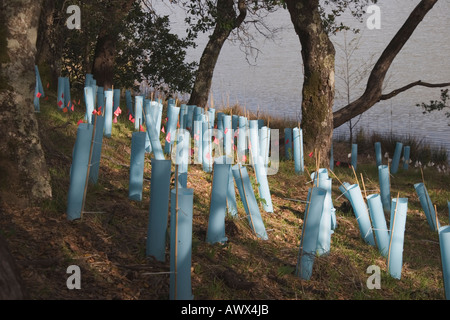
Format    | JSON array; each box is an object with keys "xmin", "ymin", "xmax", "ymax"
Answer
[
  {"xmin": 77, "ymin": 119, "xmax": 83, "ymax": 126},
  {"xmin": 113, "ymin": 117, "xmax": 117, "ymax": 124},
  {"xmin": 336, "ymin": 161, "xmax": 341, "ymax": 167},
  {"xmin": 140, "ymin": 125, "xmax": 145, "ymax": 132},
  {"xmin": 165, "ymin": 132, "xmax": 171, "ymax": 143},
  {"xmin": 57, "ymin": 100, "xmax": 63, "ymax": 108},
  {"xmin": 224, "ymin": 128, "xmax": 228, "ymax": 134},
  {"xmin": 36, "ymin": 92, "xmax": 42, "ymax": 98},
  {"xmin": 63, "ymin": 107, "xmax": 68, "ymax": 113},
  {"xmin": 46, "ymin": 82, "xmax": 50, "ymax": 89},
  {"xmin": 161, "ymin": 126, "xmax": 165, "ymax": 133},
  {"xmin": 309, "ymin": 151, "xmax": 314, "ymax": 158}
]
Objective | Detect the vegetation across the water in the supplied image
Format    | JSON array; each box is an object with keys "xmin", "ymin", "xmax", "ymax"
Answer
[{"xmin": 1, "ymin": 92, "xmax": 449, "ymax": 300}]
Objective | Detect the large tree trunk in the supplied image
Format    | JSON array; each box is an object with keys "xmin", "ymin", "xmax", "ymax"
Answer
[
  {"xmin": 333, "ymin": 0, "xmax": 439, "ymax": 128},
  {"xmin": 91, "ymin": 0, "xmax": 135, "ymax": 89},
  {"xmin": 0, "ymin": 0, "xmax": 52, "ymax": 200},
  {"xmin": 188, "ymin": 0, "xmax": 247, "ymax": 108},
  {"xmin": 285, "ymin": 0, "xmax": 335, "ymax": 167},
  {"xmin": 0, "ymin": 236, "xmax": 27, "ymax": 299},
  {"xmin": 35, "ymin": 0, "xmax": 64, "ymax": 86},
  {"xmin": 92, "ymin": 31, "xmax": 116, "ymax": 89},
  {"xmin": 0, "ymin": 0, "xmax": 51, "ymax": 300}
]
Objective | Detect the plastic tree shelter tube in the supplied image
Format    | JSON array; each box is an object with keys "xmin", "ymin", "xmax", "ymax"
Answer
[
  {"xmin": 439, "ymin": 225, "xmax": 450, "ymax": 300},
  {"xmin": 347, "ymin": 184, "xmax": 376, "ymax": 246},
  {"xmin": 378, "ymin": 165, "xmax": 391, "ymax": 214},
  {"xmin": 367, "ymin": 194, "xmax": 390, "ymax": 257},
  {"xmin": 104, "ymin": 89, "xmax": 113, "ymax": 138},
  {"xmin": 387, "ymin": 197, "xmax": 408, "ymax": 279},
  {"xmin": 391, "ymin": 142, "xmax": 403, "ymax": 174},
  {"xmin": 169, "ymin": 187, "xmax": 194, "ymax": 300},
  {"xmin": 206, "ymin": 162, "xmax": 230, "ymax": 244},
  {"xmin": 375, "ymin": 142, "xmax": 382, "ymax": 167},
  {"xmin": 296, "ymin": 187, "xmax": 327, "ymax": 280},
  {"xmin": 284, "ymin": 128, "xmax": 293, "ymax": 160},
  {"xmin": 414, "ymin": 183, "xmax": 439, "ymax": 231},
  {"xmin": 88, "ymin": 115, "xmax": 105, "ymax": 184},
  {"xmin": 146, "ymin": 158, "xmax": 172, "ymax": 262},
  {"xmin": 128, "ymin": 131, "xmax": 146, "ymax": 201},
  {"xmin": 67, "ymin": 123, "xmax": 94, "ymax": 221},
  {"xmin": 231, "ymin": 164, "xmax": 268, "ymax": 240}
]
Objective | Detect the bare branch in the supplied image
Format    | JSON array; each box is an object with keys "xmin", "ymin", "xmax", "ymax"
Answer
[{"xmin": 380, "ymin": 80, "xmax": 450, "ymax": 101}]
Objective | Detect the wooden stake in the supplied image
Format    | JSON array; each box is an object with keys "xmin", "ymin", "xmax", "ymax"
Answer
[
  {"xmin": 81, "ymin": 113, "xmax": 97, "ymax": 219},
  {"xmin": 351, "ymin": 165, "xmax": 359, "ymax": 186},
  {"xmin": 329, "ymin": 169, "xmax": 347, "ymax": 191},
  {"xmin": 360, "ymin": 173, "xmax": 368, "ymax": 199},
  {"xmin": 174, "ymin": 164, "xmax": 179, "ymax": 300},
  {"xmin": 387, "ymin": 192, "xmax": 400, "ymax": 271},
  {"xmin": 434, "ymin": 204, "xmax": 440, "ymax": 233}
]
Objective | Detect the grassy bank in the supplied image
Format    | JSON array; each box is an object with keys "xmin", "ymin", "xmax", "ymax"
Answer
[{"xmin": 1, "ymin": 94, "xmax": 449, "ymax": 300}]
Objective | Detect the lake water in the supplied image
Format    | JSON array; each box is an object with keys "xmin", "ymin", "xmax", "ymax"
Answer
[{"xmin": 156, "ymin": 0, "xmax": 450, "ymax": 159}]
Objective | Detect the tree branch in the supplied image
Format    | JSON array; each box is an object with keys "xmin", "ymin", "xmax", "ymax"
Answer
[
  {"xmin": 333, "ymin": 0, "xmax": 439, "ymax": 129},
  {"xmin": 379, "ymin": 80, "xmax": 450, "ymax": 101}
]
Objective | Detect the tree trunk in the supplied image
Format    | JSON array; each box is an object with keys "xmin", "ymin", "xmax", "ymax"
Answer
[
  {"xmin": 92, "ymin": 31, "xmax": 116, "ymax": 89},
  {"xmin": 333, "ymin": 0, "xmax": 438, "ymax": 129},
  {"xmin": 91, "ymin": 0, "xmax": 135, "ymax": 89},
  {"xmin": 285, "ymin": 0, "xmax": 335, "ymax": 167},
  {"xmin": 0, "ymin": 0, "xmax": 52, "ymax": 201},
  {"xmin": 35, "ymin": 0, "xmax": 64, "ymax": 85},
  {"xmin": 0, "ymin": 0, "xmax": 51, "ymax": 300},
  {"xmin": 188, "ymin": 0, "xmax": 247, "ymax": 108},
  {"xmin": 0, "ymin": 236, "xmax": 27, "ymax": 299}
]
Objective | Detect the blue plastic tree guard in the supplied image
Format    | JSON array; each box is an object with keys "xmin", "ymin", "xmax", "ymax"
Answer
[
  {"xmin": 206, "ymin": 162, "xmax": 231, "ymax": 244},
  {"xmin": 296, "ymin": 187, "xmax": 327, "ymax": 280},
  {"xmin": 169, "ymin": 187, "xmax": 194, "ymax": 300},
  {"xmin": 128, "ymin": 131, "xmax": 146, "ymax": 201},
  {"xmin": 146, "ymin": 158, "xmax": 172, "ymax": 262},
  {"xmin": 231, "ymin": 164, "xmax": 268, "ymax": 240},
  {"xmin": 67, "ymin": 123, "xmax": 94, "ymax": 220},
  {"xmin": 387, "ymin": 197, "xmax": 408, "ymax": 279}
]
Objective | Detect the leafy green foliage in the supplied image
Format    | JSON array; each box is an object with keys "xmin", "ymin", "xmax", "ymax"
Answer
[
  {"xmin": 60, "ymin": 1, "xmax": 196, "ymax": 94},
  {"xmin": 114, "ymin": 2, "xmax": 198, "ymax": 94}
]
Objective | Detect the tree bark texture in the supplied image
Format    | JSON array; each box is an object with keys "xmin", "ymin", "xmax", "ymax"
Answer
[
  {"xmin": 0, "ymin": 0, "xmax": 52, "ymax": 201},
  {"xmin": 188, "ymin": 0, "xmax": 247, "ymax": 108},
  {"xmin": 285, "ymin": 0, "xmax": 335, "ymax": 167},
  {"xmin": 91, "ymin": 0, "xmax": 135, "ymax": 89},
  {"xmin": 0, "ymin": 235, "xmax": 27, "ymax": 299},
  {"xmin": 35, "ymin": 0, "xmax": 64, "ymax": 85}
]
